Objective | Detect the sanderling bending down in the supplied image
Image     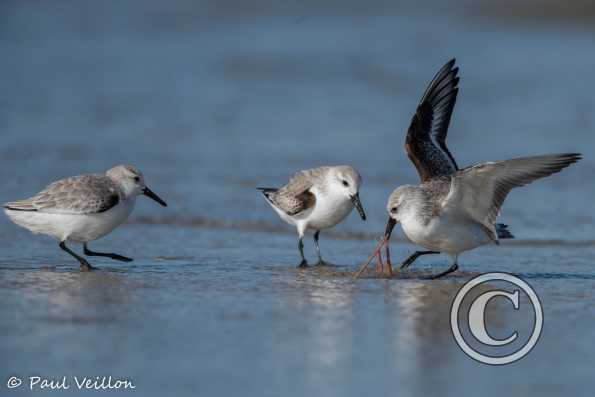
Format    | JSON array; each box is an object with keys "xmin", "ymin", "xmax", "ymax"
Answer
[
  {"xmin": 355, "ymin": 59, "xmax": 581, "ymax": 279},
  {"xmin": 4, "ymin": 165, "xmax": 167, "ymax": 271},
  {"xmin": 259, "ymin": 166, "xmax": 366, "ymax": 267}
]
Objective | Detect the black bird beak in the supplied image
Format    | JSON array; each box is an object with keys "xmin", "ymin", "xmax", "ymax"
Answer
[
  {"xmin": 142, "ymin": 187, "xmax": 167, "ymax": 207},
  {"xmin": 385, "ymin": 217, "xmax": 397, "ymax": 239},
  {"xmin": 350, "ymin": 193, "xmax": 366, "ymax": 221}
]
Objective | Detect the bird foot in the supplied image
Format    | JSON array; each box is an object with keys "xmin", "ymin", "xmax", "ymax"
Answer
[
  {"xmin": 80, "ymin": 262, "xmax": 96, "ymax": 272},
  {"xmin": 400, "ymin": 258, "xmax": 415, "ymax": 269},
  {"xmin": 297, "ymin": 260, "xmax": 309, "ymax": 268},
  {"xmin": 110, "ymin": 254, "xmax": 133, "ymax": 262}
]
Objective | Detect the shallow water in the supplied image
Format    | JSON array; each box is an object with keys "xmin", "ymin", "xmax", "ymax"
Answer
[{"xmin": 1, "ymin": 1, "xmax": 595, "ymax": 396}]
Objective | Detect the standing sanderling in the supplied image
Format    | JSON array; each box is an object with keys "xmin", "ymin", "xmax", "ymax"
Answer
[
  {"xmin": 355, "ymin": 59, "xmax": 581, "ymax": 278},
  {"xmin": 4, "ymin": 165, "xmax": 167, "ymax": 271},
  {"xmin": 259, "ymin": 166, "xmax": 366, "ymax": 267}
]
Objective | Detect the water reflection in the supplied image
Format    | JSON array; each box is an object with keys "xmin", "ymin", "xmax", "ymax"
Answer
[
  {"xmin": 306, "ymin": 277, "xmax": 355, "ymax": 368},
  {"xmin": 1, "ymin": 0, "xmax": 595, "ymax": 394},
  {"xmin": 271, "ymin": 271, "xmax": 355, "ymax": 395},
  {"xmin": 1, "ymin": 267, "xmax": 143, "ymax": 325}
]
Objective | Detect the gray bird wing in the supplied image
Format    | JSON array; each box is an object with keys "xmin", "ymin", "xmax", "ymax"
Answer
[
  {"xmin": 442, "ymin": 154, "xmax": 581, "ymax": 237},
  {"xmin": 261, "ymin": 168, "xmax": 327, "ymax": 216},
  {"xmin": 405, "ymin": 59, "xmax": 460, "ymax": 182},
  {"xmin": 4, "ymin": 174, "xmax": 122, "ymax": 215}
]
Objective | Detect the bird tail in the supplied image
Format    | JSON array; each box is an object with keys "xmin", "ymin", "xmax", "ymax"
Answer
[
  {"xmin": 257, "ymin": 187, "xmax": 278, "ymax": 203},
  {"xmin": 3, "ymin": 199, "xmax": 38, "ymax": 212},
  {"xmin": 496, "ymin": 223, "xmax": 514, "ymax": 239}
]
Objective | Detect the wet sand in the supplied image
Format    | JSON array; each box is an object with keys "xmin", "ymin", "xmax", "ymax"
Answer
[{"xmin": 1, "ymin": 0, "xmax": 595, "ymax": 396}]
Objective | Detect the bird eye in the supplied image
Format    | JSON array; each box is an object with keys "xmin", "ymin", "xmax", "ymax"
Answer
[
  {"xmin": 342, "ymin": 180, "xmax": 349, "ymax": 187},
  {"xmin": 134, "ymin": 176, "xmax": 140, "ymax": 182},
  {"xmin": 391, "ymin": 207, "xmax": 397, "ymax": 213}
]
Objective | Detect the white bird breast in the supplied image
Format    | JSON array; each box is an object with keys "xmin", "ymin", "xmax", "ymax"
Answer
[
  {"xmin": 305, "ymin": 188, "xmax": 353, "ymax": 230},
  {"xmin": 400, "ymin": 209, "xmax": 491, "ymax": 255}
]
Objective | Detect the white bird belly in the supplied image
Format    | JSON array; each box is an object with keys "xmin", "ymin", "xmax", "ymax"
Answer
[
  {"xmin": 4, "ymin": 198, "xmax": 135, "ymax": 243},
  {"xmin": 306, "ymin": 194, "xmax": 353, "ymax": 230},
  {"xmin": 401, "ymin": 212, "xmax": 490, "ymax": 255},
  {"xmin": 264, "ymin": 199, "xmax": 302, "ymax": 227}
]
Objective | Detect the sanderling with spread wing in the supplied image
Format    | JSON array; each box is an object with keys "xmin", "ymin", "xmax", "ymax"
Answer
[
  {"xmin": 4, "ymin": 165, "xmax": 167, "ymax": 271},
  {"xmin": 355, "ymin": 59, "xmax": 581, "ymax": 279},
  {"xmin": 259, "ymin": 166, "xmax": 366, "ymax": 267}
]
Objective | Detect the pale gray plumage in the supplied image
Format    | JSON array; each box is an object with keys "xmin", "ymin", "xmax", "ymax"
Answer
[
  {"xmin": 358, "ymin": 58, "xmax": 581, "ymax": 279},
  {"xmin": 259, "ymin": 165, "xmax": 366, "ymax": 267},
  {"xmin": 388, "ymin": 178, "xmax": 450, "ymax": 225},
  {"xmin": 4, "ymin": 164, "xmax": 166, "ymax": 271},
  {"xmin": 5, "ymin": 175, "xmax": 123, "ymax": 214},
  {"xmin": 261, "ymin": 168, "xmax": 318, "ymax": 216},
  {"xmin": 262, "ymin": 166, "xmax": 356, "ymax": 216},
  {"xmin": 444, "ymin": 154, "xmax": 582, "ymax": 240},
  {"xmin": 381, "ymin": 154, "xmax": 582, "ymax": 278}
]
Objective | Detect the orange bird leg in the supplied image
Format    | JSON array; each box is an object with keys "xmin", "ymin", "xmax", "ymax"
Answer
[
  {"xmin": 385, "ymin": 241, "xmax": 393, "ymax": 277},
  {"xmin": 375, "ymin": 247, "xmax": 384, "ymax": 274},
  {"xmin": 354, "ymin": 237, "xmax": 386, "ymax": 279}
]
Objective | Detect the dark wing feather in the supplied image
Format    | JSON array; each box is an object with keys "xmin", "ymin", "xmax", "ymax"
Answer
[
  {"xmin": 405, "ymin": 59, "xmax": 460, "ymax": 182},
  {"xmin": 258, "ymin": 168, "xmax": 330, "ymax": 216},
  {"xmin": 258, "ymin": 186, "xmax": 316, "ymax": 216}
]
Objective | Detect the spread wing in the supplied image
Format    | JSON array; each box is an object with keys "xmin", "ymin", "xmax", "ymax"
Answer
[
  {"xmin": 405, "ymin": 58, "xmax": 460, "ymax": 182},
  {"xmin": 258, "ymin": 169, "xmax": 322, "ymax": 216},
  {"xmin": 442, "ymin": 154, "xmax": 581, "ymax": 237},
  {"xmin": 4, "ymin": 175, "xmax": 121, "ymax": 215}
]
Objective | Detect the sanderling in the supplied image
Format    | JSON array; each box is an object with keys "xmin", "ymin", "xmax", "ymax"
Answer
[
  {"xmin": 355, "ymin": 59, "xmax": 581, "ymax": 278},
  {"xmin": 4, "ymin": 165, "xmax": 167, "ymax": 271},
  {"xmin": 259, "ymin": 165, "xmax": 366, "ymax": 267}
]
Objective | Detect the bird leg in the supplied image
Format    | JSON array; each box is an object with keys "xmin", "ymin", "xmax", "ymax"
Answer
[
  {"xmin": 297, "ymin": 237, "xmax": 308, "ymax": 268},
  {"xmin": 313, "ymin": 231, "xmax": 329, "ymax": 266},
  {"xmin": 84, "ymin": 243, "xmax": 133, "ymax": 262},
  {"xmin": 385, "ymin": 241, "xmax": 393, "ymax": 277},
  {"xmin": 375, "ymin": 249, "xmax": 384, "ymax": 274},
  {"xmin": 400, "ymin": 251, "xmax": 440, "ymax": 269},
  {"xmin": 354, "ymin": 236, "xmax": 387, "ymax": 278},
  {"xmin": 59, "ymin": 241, "xmax": 95, "ymax": 271}
]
